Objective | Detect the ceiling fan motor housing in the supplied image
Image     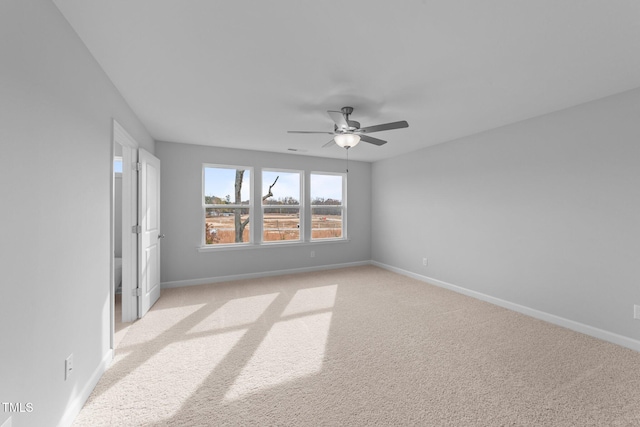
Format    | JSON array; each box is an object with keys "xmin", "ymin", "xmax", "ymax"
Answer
[{"xmin": 339, "ymin": 107, "xmax": 360, "ymax": 131}]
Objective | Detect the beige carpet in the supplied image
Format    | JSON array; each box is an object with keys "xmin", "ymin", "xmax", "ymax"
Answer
[
  {"xmin": 74, "ymin": 266, "xmax": 640, "ymax": 426},
  {"xmin": 113, "ymin": 293, "xmax": 133, "ymax": 350}
]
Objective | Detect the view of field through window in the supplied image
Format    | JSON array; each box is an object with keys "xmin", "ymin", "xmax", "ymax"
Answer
[
  {"xmin": 262, "ymin": 170, "xmax": 301, "ymax": 242},
  {"xmin": 204, "ymin": 166, "xmax": 252, "ymax": 245},
  {"xmin": 310, "ymin": 173, "xmax": 343, "ymax": 240},
  {"xmin": 204, "ymin": 167, "xmax": 343, "ymax": 245}
]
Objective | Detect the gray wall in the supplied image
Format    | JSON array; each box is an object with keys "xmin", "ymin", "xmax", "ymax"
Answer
[
  {"xmin": 0, "ymin": 1, "xmax": 154, "ymax": 426},
  {"xmin": 372, "ymin": 88, "xmax": 640, "ymax": 342},
  {"xmin": 156, "ymin": 141, "xmax": 371, "ymax": 285}
]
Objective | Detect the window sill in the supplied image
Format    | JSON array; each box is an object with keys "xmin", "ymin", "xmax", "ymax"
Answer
[{"xmin": 197, "ymin": 238, "xmax": 350, "ymax": 252}]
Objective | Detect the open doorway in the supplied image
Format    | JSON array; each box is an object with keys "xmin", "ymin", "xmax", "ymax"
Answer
[
  {"xmin": 111, "ymin": 120, "xmax": 139, "ymax": 350},
  {"xmin": 113, "ymin": 143, "xmax": 131, "ymax": 348},
  {"xmin": 111, "ymin": 120, "xmax": 162, "ymax": 350}
]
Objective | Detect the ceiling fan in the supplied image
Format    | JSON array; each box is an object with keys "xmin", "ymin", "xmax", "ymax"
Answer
[{"xmin": 288, "ymin": 106, "xmax": 409, "ymax": 149}]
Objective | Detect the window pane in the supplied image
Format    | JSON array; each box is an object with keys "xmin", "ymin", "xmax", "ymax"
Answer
[
  {"xmin": 311, "ymin": 173, "xmax": 344, "ymax": 240},
  {"xmin": 204, "ymin": 167, "xmax": 250, "ymax": 205},
  {"xmin": 263, "ymin": 207, "xmax": 300, "ymax": 242},
  {"xmin": 310, "ymin": 174, "xmax": 342, "ymax": 205},
  {"xmin": 311, "ymin": 209, "xmax": 342, "ymax": 239},
  {"xmin": 262, "ymin": 170, "xmax": 300, "ymax": 243},
  {"xmin": 205, "ymin": 208, "xmax": 250, "ymax": 245},
  {"xmin": 114, "ymin": 158, "xmax": 123, "ymax": 174},
  {"xmin": 262, "ymin": 171, "xmax": 300, "ymax": 205}
]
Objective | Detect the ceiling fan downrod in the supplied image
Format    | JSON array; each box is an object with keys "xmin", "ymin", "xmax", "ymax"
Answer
[{"xmin": 341, "ymin": 106, "xmax": 354, "ymax": 122}]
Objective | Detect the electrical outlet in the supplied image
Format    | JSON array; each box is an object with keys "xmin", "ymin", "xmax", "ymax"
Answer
[
  {"xmin": 65, "ymin": 354, "xmax": 73, "ymax": 380},
  {"xmin": 634, "ymin": 304, "xmax": 640, "ymax": 320},
  {"xmin": 310, "ymin": 251, "xmax": 315, "ymax": 258},
  {"xmin": 422, "ymin": 257, "xmax": 428, "ymax": 266}
]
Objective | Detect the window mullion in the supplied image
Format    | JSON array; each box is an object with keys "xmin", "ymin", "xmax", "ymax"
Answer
[{"xmin": 254, "ymin": 170, "xmax": 262, "ymax": 244}]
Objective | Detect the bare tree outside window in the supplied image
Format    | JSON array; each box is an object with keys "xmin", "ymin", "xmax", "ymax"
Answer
[
  {"xmin": 232, "ymin": 170, "xmax": 280, "ymax": 242},
  {"xmin": 203, "ymin": 166, "xmax": 252, "ymax": 245},
  {"xmin": 234, "ymin": 170, "xmax": 250, "ymax": 242}
]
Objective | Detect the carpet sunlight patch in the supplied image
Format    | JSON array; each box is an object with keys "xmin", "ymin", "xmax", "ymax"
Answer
[
  {"xmin": 281, "ymin": 284, "xmax": 338, "ymax": 316},
  {"xmin": 224, "ymin": 312, "xmax": 333, "ymax": 400},
  {"xmin": 224, "ymin": 285, "xmax": 337, "ymax": 401},
  {"xmin": 188, "ymin": 293, "xmax": 280, "ymax": 333},
  {"xmin": 86, "ymin": 330, "xmax": 247, "ymax": 424}
]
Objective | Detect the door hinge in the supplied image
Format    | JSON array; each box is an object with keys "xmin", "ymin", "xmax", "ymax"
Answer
[
  {"xmin": 132, "ymin": 225, "xmax": 141, "ymax": 234},
  {"xmin": 134, "ymin": 162, "xmax": 142, "ymax": 171},
  {"xmin": 132, "ymin": 288, "xmax": 142, "ymax": 297}
]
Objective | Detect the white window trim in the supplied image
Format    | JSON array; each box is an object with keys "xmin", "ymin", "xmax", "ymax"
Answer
[{"xmin": 197, "ymin": 237, "xmax": 350, "ymax": 252}]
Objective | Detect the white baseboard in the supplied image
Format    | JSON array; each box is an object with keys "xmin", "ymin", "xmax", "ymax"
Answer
[
  {"xmin": 161, "ymin": 261, "xmax": 372, "ymax": 289},
  {"xmin": 57, "ymin": 349, "xmax": 113, "ymax": 427},
  {"xmin": 161, "ymin": 259, "xmax": 640, "ymax": 352},
  {"xmin": 372, "ymin": 261, "xmax": 640, "ymax": 353}
]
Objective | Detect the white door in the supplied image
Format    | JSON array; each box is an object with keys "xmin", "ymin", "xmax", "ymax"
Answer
[{"xmin": 138, "ymin": 148, "xmax": 162, "ymax": 317}]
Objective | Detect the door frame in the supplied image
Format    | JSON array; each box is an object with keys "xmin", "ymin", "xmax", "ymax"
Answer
[{"xmin": 112, "ymin": 120, "xmax": 139, "ymax": 334}]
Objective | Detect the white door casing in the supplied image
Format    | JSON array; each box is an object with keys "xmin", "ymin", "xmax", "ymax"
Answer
[{"xmin": 138, "ymin": 148, "xmax": 161, "ymax": 317}]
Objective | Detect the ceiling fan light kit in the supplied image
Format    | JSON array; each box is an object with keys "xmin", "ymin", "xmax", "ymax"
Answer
[
  {"xmin": 288, "ymin": 106, "xmax": 409, "ymax": 150},
  {"xmin": 334, "ymin": 133, "xmax": 361, "ymax": 148}
]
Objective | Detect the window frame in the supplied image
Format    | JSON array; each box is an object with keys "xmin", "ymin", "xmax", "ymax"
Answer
[
  {"xmin": 200, "ymin": 165, "xmax": 347, "ymax": 250},
  {"xmin": 310, "ymin": 171, "xmax": 347, "ymax": 242},
  {"xmin": 261, "ymin": 168, "xmax": 304, "ymax": 244},
  {"xmin": 202, "ymin": 164, "xmax": 254, "ymax": 247}
]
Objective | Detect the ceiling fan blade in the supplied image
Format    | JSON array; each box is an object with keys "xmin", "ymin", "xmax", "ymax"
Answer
[
  {"xmin": 360, "ymin": 135, "xmax": 387, "ymax": 146},
  {"xmin": 287, "ymin": 131, "xmax": 335, "ymax": 134},
  {"xmin": 327, "ymin": 110, "xmax": 349, "ymax": 129},
  {"xmin": 322, "ymin": 139, "xmax": 336, "ymax": 148},
  {"xmin": 358, "ymin": 120, "xmax": 408, "ymax": 134}
]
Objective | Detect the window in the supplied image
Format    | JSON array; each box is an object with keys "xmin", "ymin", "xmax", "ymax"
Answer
[
  {"xmin": 114, "ymin": 157, "xmax": 123, "ymax": 174},
  {"xmin": 262, "ymin": 170, "xmax": 301, "ymax": 242},
  {"xmin": 201, "ymin": 166, "xmax": 345, "ymax": 248},
  {"xmin": 310, "ymin": 173, "xmax": 345, "ymax": 240},
  {"xmin": 203, "ymin": 165, "xmax": 252, "ymax": 245}
]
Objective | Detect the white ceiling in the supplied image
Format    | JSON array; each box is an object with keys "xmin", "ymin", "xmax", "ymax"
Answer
[{"xmin": 53, "ymin": 0, "xmax": 640, "ymax": 162}]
